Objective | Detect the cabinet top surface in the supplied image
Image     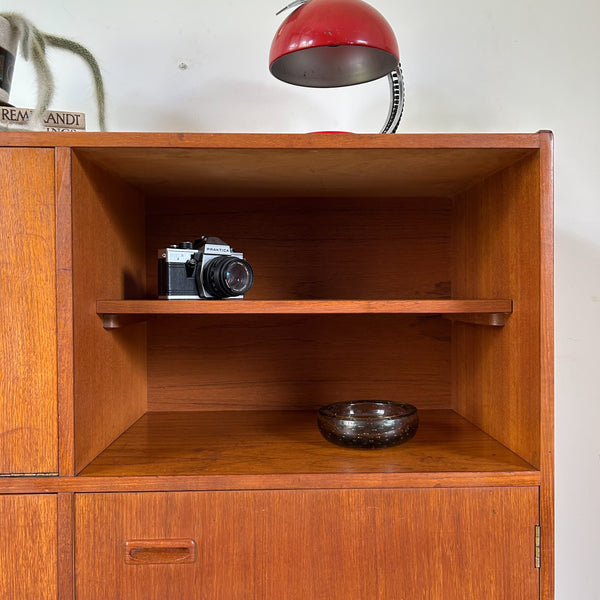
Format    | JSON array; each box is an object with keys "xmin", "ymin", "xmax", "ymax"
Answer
[{"xmin": 0, "ymin": 130, "xmax": 550, "ymax": 149}]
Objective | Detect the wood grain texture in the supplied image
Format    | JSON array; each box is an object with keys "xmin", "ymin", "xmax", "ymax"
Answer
[
  {"xmin": 0, "ymin": 470, "xmax": 540, "ymax": 495},
  {"xmin": 0, "ymin": 148, "xmax": 58, "ymax": 474},
  {"xmin": 78, "ymin": 146, "xmax": 536, "ymax": 199},
  {"xmin": 0, "ymin": 131, "xmax": 545, "ymax": 150},
  {"xmin": 146, "ymin": 314, "xmax": 451, "ymax": 411},
  {"xmin": 97, "ymin": 298, "xmax": 512, "ymax": 315},
  {"xmin": 0, "ymin": 494, "xmax": 57, "ymax": 599},
  {"xmin": 453, "ymin": 151, "xmax": 543, "ymax": 469},
  {"xmin": 75, "ymin": 487, "xmax": 539, "ymax": 600},
  {"xmin": 58, "ymin": 493, "xmax": 74, "ymax": 600},
  {"xmin": 538, "ymin": 131, "xmax": 555, "ymax": 600},
  {"xmin": 79, "ymin": 409, "xmax": 535, "ymax": 477},
  {"xmin": 145, "ymin": 196, "xmax": 451, "ymax": 300},
  {"xmin": 71, "ymin": 152, "xmax": 148, "ymax": 473},
  {"xmin": 55, "ymin": 147, "xmax": 76, "ymax": 476},
  {"xmin": 144, "ymin": 195, "xmax": 453, "ymax": 412}
]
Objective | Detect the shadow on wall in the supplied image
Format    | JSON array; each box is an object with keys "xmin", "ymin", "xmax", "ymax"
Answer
[
  {"xmin": 555, "ymin": 228, "xmax": 600, "ymax": 361},
  {"xmin": 554, "ymin": 227, "xmax": 600, "ymax": 599}
]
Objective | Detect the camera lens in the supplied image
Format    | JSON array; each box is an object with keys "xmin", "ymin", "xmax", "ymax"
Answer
[{"xmin": 199, "ymin": 256, "xmax": 254, "ymax": 298}]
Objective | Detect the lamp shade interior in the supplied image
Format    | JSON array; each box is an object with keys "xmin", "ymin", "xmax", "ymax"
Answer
[
  {"xmin": 269, "ymin": 0, "xmax": 399, "ymax": 88},
  {"xmin": 270, "ymin": 45, "xmax": 397, "ymax": 87}
]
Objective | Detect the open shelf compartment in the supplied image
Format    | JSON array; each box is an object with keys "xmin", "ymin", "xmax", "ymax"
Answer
[
  {"xmin": 64, "ymin": 136, "xmax": 546, "ymax": 484},
  {"xmin": 79, "ymin": 409, "xmax": 536, "ymax": 479}
]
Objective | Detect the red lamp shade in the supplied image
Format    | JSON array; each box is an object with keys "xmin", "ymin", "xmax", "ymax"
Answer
[{"xmin": 269, "ymin": 0, "xmax": 400, "ymax": 88}]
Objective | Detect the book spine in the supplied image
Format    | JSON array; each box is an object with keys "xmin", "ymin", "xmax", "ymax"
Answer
[{"xmin": 0, "ymin": 106, "xmax": 86, "ymax": 130}]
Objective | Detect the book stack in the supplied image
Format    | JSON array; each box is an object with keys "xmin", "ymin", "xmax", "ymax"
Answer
[{"xmin": 0, "ymin": 106, "xmax": 86, "ymax": 131}]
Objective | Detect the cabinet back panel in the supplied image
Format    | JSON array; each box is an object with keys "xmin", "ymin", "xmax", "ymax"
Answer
[
  {"xmin": 146, "ymin": 197, "xmax": 452, "ymax": 300},
  {"xmin": 147, "ymin": 315, "xmax": 450, "ymax": 411}
]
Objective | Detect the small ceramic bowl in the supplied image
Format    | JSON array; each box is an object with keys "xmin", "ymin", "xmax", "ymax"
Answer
[{"xmin": 317, "ymin": 400, "xmax": 419, "ymax": 449}]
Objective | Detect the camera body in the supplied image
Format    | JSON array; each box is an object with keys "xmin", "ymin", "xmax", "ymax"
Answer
[{"xmin": 158, "ymin": 237, "xmax": 253, "ymax": 299}]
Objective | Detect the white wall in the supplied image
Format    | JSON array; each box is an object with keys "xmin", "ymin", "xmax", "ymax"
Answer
[{"xmin": 4, "ymin": 1, "xmax": 600, "ymax": 597}]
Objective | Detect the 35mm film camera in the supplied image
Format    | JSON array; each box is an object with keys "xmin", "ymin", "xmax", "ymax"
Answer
[{"xmin": 158, "ymin": 237, "xmax": 254, "ymax": 299}]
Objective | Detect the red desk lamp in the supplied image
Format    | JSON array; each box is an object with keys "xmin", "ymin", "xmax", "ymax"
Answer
[{"xmin": 269, "ymin": 0, "xmax": 404, "ymax": 133}]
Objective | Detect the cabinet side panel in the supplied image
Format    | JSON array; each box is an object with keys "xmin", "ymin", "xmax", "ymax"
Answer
[
  {"xmin": 71, "ymin": 152, "xmax": 147, "ymax": 473},
  {"xmin": 453, "ymin": 152, "xmax": 542, "ymax": 467},
  {"xmin": 538, "ymin": 131, "xmax": 555, "ymax": 600},
  {"xmin": 0, "ymin": 148, "xmax": 58, "ymax": 474},
  {"xmin": 0, "ymin": 494, "xmax": 58, "ymax": 599}
]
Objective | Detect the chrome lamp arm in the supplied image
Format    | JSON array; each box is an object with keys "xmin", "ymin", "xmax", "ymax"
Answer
[{"xmin": 380, "ymin": 63, "xmax": 405, "ymax": 134}]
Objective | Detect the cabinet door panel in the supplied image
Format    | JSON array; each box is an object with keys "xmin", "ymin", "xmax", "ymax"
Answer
[
  {"xmin": 75, "ymin": 487, "xmax": 538, "ymax": 600},
  {"xmin": 0, "ymin": 494, "xmax": 57, "ymax": 599},
  {"xmin": 0, "ymin": 148, "xmax": 57, "ymax": 474}
]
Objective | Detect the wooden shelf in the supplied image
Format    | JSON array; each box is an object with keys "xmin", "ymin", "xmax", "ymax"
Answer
[
  {"xmin": 79, "ymin": 409, "xmax": 535, "ymax": 480},
  {"xmin": 97, "ymin": 299, "xmax": 512, "ymax": 328}
]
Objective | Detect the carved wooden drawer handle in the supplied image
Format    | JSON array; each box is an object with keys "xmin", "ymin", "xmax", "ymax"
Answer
[{"xmin": 124, "ymin": 539, "xmax": 196, "ymax": 565}]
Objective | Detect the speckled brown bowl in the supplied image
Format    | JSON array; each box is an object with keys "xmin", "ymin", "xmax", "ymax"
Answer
[{"xmin": 317, "ymin": 400, "xmax": 419, "ymax": 449}]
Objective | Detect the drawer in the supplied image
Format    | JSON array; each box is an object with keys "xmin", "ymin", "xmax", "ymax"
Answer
[{"xmin": 75, "ymin": 488, "xmax": 539, "ymax": 600}]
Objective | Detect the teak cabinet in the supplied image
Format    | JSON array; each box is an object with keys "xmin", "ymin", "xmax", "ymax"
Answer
[{"xmin": 0, "ymin": 132, "xmax": 554, "ymax": 599}]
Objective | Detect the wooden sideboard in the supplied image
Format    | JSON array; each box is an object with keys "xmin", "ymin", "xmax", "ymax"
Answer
[{"xmin": 0, "ymin": 132, "xmax": 554, "ymax": 599}]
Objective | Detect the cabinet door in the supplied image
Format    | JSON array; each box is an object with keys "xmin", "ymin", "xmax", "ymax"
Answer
[
  {"xmin": 75, "ymin": 487, "xmax": 539, "ymax": 599},
  {"xmin": 0, "ymin": 494, "xmax": 57, "ymax": 599},
  {"xmin": 0, "ymin": 148, "xmax": 57, "ymax": 474}
]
